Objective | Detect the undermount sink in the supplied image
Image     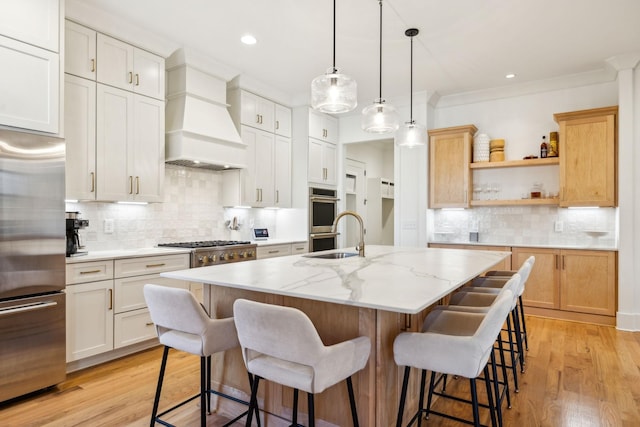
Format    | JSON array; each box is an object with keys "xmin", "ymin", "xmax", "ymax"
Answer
[{"xmin": 304, "ymin": 252, "xmax": 359, "ymax": 259}]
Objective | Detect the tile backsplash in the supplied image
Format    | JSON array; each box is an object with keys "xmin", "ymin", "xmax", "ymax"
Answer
[
  {"xmin": 428, "ymin": 206, "xmax": 617, "ymax": 249},
  {"xmin": 66, "ymin": 165, "xmax": 307, "ymax": 251}
]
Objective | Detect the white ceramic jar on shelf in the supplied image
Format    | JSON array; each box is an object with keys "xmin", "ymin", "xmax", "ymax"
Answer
[{"xmin": 473, "ymin": 133, "xmax": 490, "ymax": 162}]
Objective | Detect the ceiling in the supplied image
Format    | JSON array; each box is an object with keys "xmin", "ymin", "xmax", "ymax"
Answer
[{"xmin": 72, "ymin": 0, "xmax": 640, "ymax": 107}]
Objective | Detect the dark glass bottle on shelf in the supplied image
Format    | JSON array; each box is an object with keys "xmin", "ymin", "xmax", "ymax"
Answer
[{"xmin": 540, "ymin": 136, "xmax": 548, "ymax": 158}]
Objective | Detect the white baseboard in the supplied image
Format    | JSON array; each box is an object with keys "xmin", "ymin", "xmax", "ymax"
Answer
[{"xmin": 616, "ymin": 311, "xmax": 640, "ymax": 331}]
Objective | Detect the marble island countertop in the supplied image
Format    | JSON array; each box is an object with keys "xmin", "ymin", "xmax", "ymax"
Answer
[{"xmin": 161, "ymin": 245, "xmax": 510, "ymax": 314}]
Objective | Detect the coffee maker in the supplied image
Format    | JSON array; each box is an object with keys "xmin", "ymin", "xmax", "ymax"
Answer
[{"xmin": 66, "ymin": 211, "xmax": 89, "ymax": 257}]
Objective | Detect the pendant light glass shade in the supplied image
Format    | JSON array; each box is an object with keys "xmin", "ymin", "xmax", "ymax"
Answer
[
  {"xmin": 362, "ymin": 99, "xmax": 399, "ymax": 133},
  {"xmin": 362, "ymin": 0, "xmax": 399, "ymax": 133},
  {"xmin": 311, "ymin": 0, "xmax": 357, "ymax": 114},
  {"xmin": 395, "ymin": 28, "xmax": 427, "ymax": 147},
  {"xmin": 311, "ymin": 68, "xmax": 357, "ymax": 114},
  {"xmin": 395, "ymin": 120, "xmax": 426, "ymax": 148}
]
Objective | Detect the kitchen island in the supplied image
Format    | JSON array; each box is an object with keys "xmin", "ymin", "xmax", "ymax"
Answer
[{"xmin": 161, "ymin": 245, "xmax": 509, "ymax": 426}]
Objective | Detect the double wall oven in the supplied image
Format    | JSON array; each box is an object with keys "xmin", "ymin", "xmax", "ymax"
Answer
[{"xmin": 309, "ymin": 187, "xmax": 338, "ymax": 252}]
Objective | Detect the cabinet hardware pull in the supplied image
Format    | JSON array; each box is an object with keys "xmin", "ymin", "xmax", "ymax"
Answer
[
  {"xmin": 128, "ymin": 71, "xmax": 133, "ymax": 84},
  {"xmin": 256, "ymin": 188, "xmax": 260, "ymax": 202},
  {"xmin": 129, "ymin": 176, "xmax": 133, "ymax": 194},
  {"xmin": 562, "ymin": 255, "xmax": 565, "ymax": 270},
  {"xmin": 276, "ymin": 120, "xmax": 279, "ymax": 129},
  {"xmin": 90, "ymin": 58, "xmax": 95, "ymax": 72},
  {"xmin": 260, "ymin": 188, "xmax": 263, "ymax": 202},
  {"xmin": 135, "ymin": 73, "xmax": 140, "ymax": 86},
  {"xmin": 80, "ymin": 270, "xmax": 101, "ymax": 275},
  {"xmin": 145, "ymin": 263, "xmax": 166, "ymax": 268},
  {"xmin": 403, "ymin": 313, "xmax": 412, "ymax": 330},
  {"xmin": 90, "ymin": 172, "xmax": 95, "ymax": 192},
  {"xmin": 256, "ymin": 114, "xmax": 260, "ymax": 124},
  {"xmin": 268, "ymin": 250, "xmax": 279, "ymax": 254},
  {"xmin": 555, "ymin": 254, "xmax": 559, "ymax": 269},
  {"xmin": 276, "ymin": 190, "xmax": 279, "ymax": 203},
  {"xmin": 136, "ymin": 176, "xmax": 140, "ymax": 194},
  {"xmin": 146, "ymin": 322, "xmax": 154, "ymax": 326},
  {"xmin": 108, "ymin": 289, "xmax": 113, "ymax": 310}
]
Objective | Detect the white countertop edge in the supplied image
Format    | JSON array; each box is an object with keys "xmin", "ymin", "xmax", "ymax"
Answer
[{"xmin": 65, "ymin": 247, "xmax": 192, "ymax": 263}]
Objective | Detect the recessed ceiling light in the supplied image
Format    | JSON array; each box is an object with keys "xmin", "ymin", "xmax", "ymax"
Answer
[
  {"xmin": 505, "ymin": 73, "xmax": 516, "ymax": 79},
  {"xmin": 241, "ymin": 34, "xmax": 257, "ymax": 45}
]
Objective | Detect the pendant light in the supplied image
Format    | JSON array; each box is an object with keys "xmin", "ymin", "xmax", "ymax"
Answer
[
  {"xmin": 395, "ymin": 28, "xmax": 427, "ymax": 147},
  {"xmin": 311, "ymin": 0, "xmax": 357, "ymax": 114},
  {"xmin": 361, "ymin": 0, "xmax": 399, "ymax": 133}
]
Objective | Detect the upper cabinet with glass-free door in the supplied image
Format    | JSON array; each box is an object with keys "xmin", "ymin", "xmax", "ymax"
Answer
[
  {"xmin": 96, "ymin": 33, "xmax": 165, "ymax": 100},
  {"xmin": 428, "ymin": 124, "xmax": 477, "ymax": 208},
  {"xmin": 554, "ymin": 106, "xmax": 617, "ymax": 207}
]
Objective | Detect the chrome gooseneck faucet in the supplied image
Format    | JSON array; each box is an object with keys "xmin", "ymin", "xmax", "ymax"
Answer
[{"xmin": 332, "ymin": 210, "xmax": 365, "ymax": 257}]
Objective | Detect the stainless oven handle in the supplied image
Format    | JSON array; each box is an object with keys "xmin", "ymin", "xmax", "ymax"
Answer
[
  {"xmin": 0, "ymin": 301, "xmax": 58, "ymax": 316},
  {"xmin": 310, "ymin": 232, "xmax": 339, "ymax": 238},
  {"xmin": 310, "ymin": 196, "xmax": 340, "ymax": 202}
]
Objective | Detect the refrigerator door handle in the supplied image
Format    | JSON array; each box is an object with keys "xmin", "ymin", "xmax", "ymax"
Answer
[{"xmin": 0, "ymin": 301, "xmax": 58, "ymax": 316}]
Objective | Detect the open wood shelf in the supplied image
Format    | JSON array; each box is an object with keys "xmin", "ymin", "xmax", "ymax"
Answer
[
  {"xmin": 471, "ymin": 198, "xmax": 559, "ymax": 207},
  {"xmin": 470, "ymin": 157, "xmax": 559, "ymax": 169}
]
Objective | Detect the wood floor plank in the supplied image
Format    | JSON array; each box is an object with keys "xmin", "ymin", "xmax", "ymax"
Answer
[{"xmin": 1, "ymin": 316, "xmax": 640, "ymax": 426}]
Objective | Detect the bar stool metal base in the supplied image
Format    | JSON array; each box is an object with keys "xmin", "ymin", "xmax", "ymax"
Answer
[{"xmin": 150, "ymin": 346, "xmax": 260, "ymax": 427}]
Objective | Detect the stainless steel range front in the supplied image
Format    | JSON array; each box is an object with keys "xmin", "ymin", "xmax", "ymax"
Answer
[{"xmin": 158, "ymin": 240, "xmax": 257, "ymax": 267}]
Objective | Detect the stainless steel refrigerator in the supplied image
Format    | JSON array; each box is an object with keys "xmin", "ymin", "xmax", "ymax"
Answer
[{"xmin": 0, "ymin": 129, "xmax": 66, "ymax": 402}]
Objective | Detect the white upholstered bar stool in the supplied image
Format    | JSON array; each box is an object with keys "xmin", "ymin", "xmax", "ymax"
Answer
[
  {"xmin": 473, "ymin": 256, "xmax": 535, "ymax": 351},
  {"xmin": 394, "ymin": 290, "xmax": 514, "ymax": 427},
  {"xmin": 233, "ymin": 298, "xmax": 372, "ymax": 427},
  {"xmin": 144, "ymin": 284, "xmax": 257, "ymax": 427}
]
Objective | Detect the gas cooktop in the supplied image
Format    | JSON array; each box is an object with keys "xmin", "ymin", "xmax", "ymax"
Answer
[{"xmin": 158, "ymin": 240, "xmax": 252, "ymax": 249}]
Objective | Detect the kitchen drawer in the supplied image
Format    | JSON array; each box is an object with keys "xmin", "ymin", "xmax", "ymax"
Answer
[
  {"xmin": 114, "ymin": 254, "xmax": 190, "ymax": 278},
  {"xmin": 114, "ymin": 308, "xmax": 157, "ymax": 348},
  {"xmin": 114, "ymin": 274, "xmax": 189, "ymax": 314},
  {"xmin": 257, "ymin": 244, "xmax": 292, "ymax": 259},
  {"xmin": 291, "ymin": 242, "xmax": 308, "ymax": 254},
  {"xmin": 66, "ymin": 260, "xmax": 114, "ymax": 285}
]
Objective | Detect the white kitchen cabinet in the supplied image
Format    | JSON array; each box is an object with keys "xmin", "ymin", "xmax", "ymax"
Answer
[
  {"xmin": 291, "ymin": 241, "xmax": 308, "ymax": 255},
  {"xmin": 257, "ymin": 244, "xmax": 292, "ymax": 260},
  {"xmin": 66, "ymin": 253, "xmax": 190, "ymax": 362},
  {"xmin": 66, "ymin": 279, "xmax": 114, "ymax": 362},
  {"xmin": 309, "ymin": 109, "xmax": 338, "ymax": 143},
  {"xmin": 65, "ymin": 74, "xmax": 96, "ymax": 200},
  {"xmin": 96, "ymin": 33, "xmax": 164, "ymax": 100},
  {"xmin": 96, "ymin": 84, "xmax": 164, "ymax": 202},
  {"xmin": 0, "ymin": 0, "xmax": 60, "ymax": 52},
  {"xmin": 65, "ymin": 20, "xmax": 97, "ymax": 80},
  {"xmin": 0, "ymin": 35, "xmax": 60, "ymax": 133},
  {"xmin": 308, "ymin": 138, "xmax": 337, "ymax": 187},
  {"xmin": 275, "ymin": 104, "xmax": 292, "ymax": 137},
  {"xmin": 274, "ymin": 135, "xmax": 292, "ymax": 207},
  {"xmin": 237, "ymin": 90, "xmax": 275, "ymax": 132}
]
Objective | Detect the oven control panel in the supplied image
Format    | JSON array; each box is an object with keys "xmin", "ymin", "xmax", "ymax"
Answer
[{"xmin": 193, "ymin": 247, "xmax": 256, "ymax": 267}]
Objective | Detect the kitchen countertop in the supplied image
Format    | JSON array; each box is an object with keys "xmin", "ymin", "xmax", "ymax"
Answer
[
  {"xmin": 65, "ymin": 247, "xmax": 192, "ymax": 263},
  {"xmin": 428, "ymin": 240, "xmax": 618, "ymax": 251},
  {"xmin": 161, "ymin": 245, "xmax": 510, "ymax": 314}
]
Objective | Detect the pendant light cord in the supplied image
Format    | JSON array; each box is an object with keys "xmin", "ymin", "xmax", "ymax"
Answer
[
  {"xmin": 409, "ymin": 31, "xmax": 415, "ymax": 123},
  {"xmin": 378, "ymin": 0, "xmax": 383, "ymax": 100},
  {"xmin": 332, "ymin": 0, "xmax": 337, "ymax": 73}
]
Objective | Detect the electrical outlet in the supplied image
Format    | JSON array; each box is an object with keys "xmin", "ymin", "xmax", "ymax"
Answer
[
  {"xmin": 554, "ymin": 220, "xmax": 563, "ymax": 232},
  {"xmin": 104, "ymin": 218, "xmax": 115, "ymax": 234}
]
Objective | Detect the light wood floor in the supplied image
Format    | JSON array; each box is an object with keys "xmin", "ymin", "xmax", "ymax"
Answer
[{"xmin": 1, "ymin": 316, "xmax": 640, "ymax": 426}]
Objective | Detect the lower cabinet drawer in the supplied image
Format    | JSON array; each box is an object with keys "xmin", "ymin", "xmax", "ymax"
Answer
[
  {"xmin": 114, "ymin": 274, "xmax": 189, "ymax": 314},
  {"xmin": 257, "ymin": 244, "xmax": 292, "ymax": 259},
  {"xmin": 114, "ymin": 308, "xmax": 157, "ymax": 348}
]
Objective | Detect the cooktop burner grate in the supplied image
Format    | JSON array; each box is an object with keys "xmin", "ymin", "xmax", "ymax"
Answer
[{"xmin": 158, "ymin": 240, "xmax": 252, "ymax": 249}]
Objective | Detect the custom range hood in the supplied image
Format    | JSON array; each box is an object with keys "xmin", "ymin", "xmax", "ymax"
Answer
[{"xmin": 165, "ymin": 49, "xmax": 246, "ymax": 170}]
